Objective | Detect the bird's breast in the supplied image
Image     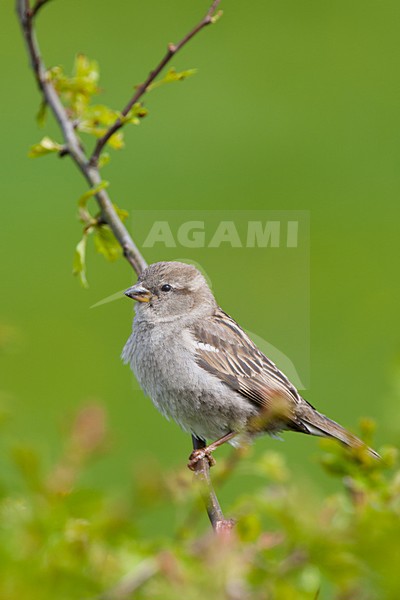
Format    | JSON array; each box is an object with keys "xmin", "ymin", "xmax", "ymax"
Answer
[{"xmin": 122, "ymin": 318, "xmax": 258, "ymax": 440}]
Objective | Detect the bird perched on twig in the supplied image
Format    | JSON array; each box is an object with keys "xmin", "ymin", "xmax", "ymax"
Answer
[{"xmin": 122, "ymin": 261, "xmax": 379, "ymax": 468}]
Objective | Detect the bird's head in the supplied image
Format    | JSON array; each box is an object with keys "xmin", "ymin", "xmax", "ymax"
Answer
[{"xmin": 124, "ymin": 261, "xmax": 216, "ymax": 320}]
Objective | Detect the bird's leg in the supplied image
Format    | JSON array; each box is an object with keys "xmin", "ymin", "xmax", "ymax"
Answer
[{"xmin": 188, "ymin": 431, "xmax": 237, "ymax": 471}]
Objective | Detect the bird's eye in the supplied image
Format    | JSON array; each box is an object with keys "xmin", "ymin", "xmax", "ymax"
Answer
[{"xmin": 161, "ymin": 284, "xmax": 172, "ymax": 292}]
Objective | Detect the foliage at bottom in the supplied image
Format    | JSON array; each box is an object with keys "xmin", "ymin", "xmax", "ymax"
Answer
[{"xmin": 0, "ymin": 405, "xmax": 398, "ymax": 600}]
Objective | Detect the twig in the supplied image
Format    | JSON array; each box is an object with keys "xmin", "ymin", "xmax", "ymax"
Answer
[
  {"xmin": 16, "ymin": 0, "xmax": 230, "ymax": 534},
  {"xmin": 30, "ymin": 0, "xmax": 51, "ymax": 18},
  {"xmin": 16, "ymin": 0, "xmax": 147, "ymax": 276},
  {"xmin": 192, "ymin": 436, "xmax": 235, "ymax": 533},
  {"xmin": 90, "ymin": 0, "xmax": 222, "ymax": 166}
]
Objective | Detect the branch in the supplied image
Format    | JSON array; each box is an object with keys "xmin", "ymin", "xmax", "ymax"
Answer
[
  {"xmin": 30, "ymin": 0, "xmax": 51, "ymax": 18},
  {"xmin": 16, "ymin": 0, "xmax": 230, "ymax": 534},
  {"xmin": 192, "ymin": 436, "xmax": 235, "ymax": 533},
  {"xmin": 16, "ymin": 0, "xmax": 147, "ymax": 276},
  {"xmin": 90, "ymin": 0, "xmax": 222, "ymax": 166}
]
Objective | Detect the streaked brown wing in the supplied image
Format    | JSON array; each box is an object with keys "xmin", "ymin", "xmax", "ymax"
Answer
[{"xmin": 191, "ymin": 308, "xmax": 303, "ymax": 415}]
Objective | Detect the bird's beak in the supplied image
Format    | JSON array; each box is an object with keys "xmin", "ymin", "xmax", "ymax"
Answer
[{"xmin": 124, "ymin": 283, "xmax": 152, "ymax": 303}]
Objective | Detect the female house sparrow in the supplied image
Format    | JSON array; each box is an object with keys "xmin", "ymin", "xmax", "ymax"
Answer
[{"xmin": 122, "ymin": 261, "xmax": 378, "ymax": 467}]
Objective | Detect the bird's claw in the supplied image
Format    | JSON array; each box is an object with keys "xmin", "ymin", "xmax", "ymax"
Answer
[{"xmin": 187, "ymin": 448, "xmax": 216, "ymax": 471}]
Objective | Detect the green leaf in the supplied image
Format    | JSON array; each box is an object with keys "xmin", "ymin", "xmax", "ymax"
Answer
[
  {"xmin": 78, "ymin": 181, "xmax": 109, "ymax": 227},
  {"xmin": 147, "ymin": 67, "xmax": 197, "ymax": 92},
  {"xmin": 77, "ymin": 104, "xmax": 120, "ymax": 137},
  {"xmin": 107, "ymin": 131, "xmax": 124, "ymax": 150},
  {"xmin": 87, "ymin": 104, "xmax": 119, "ymax": 126},
  {"xmin": 211, "ymin": 9, "xmax": 223, "ymax": 24},
  {"xmin": 93, "ymin": 226, "xmax": 122, "ymax": 262},
  {"xmin": 114, "ymin": 204, "xmax": 129, "ymax": 222},
  {"xmin": 44, "ymin": 58, "xmax": 148, "ymax": 151},
  {"xmin": 48, "ymin": 55, "xmax": 100, "ymax": 119},
  {"xmin": 122, "ymin": 103, "xmax": 148, "ymax": 125},
  {"xmin": 28, "ymin": 136, "xmax": 63, "ymax": 158},
  {"xmin": 73, "ymin": 235, "xmax": 89, "ymax": 288},
  {"xmin": 36, "ymin": 100, "xmax": 48, "ymax": 127},
  {"xmin": 74, "ymin": 54, "xmax": 99, "ymax": 90},
  {"xmin": 78, "ymin": 181, "xmax": 109, "ymax": 209},
  {"xmin": 78, "ymin": 181, "xmax": 109, "ymax": 208},
  {"xmin": 98, "ymin": 153, "xmax": 111, "ymax": 169}
]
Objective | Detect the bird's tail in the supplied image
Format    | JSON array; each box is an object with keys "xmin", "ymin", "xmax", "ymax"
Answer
[{"xmin": 298, "ymin": 404, "xmax": 380, "ymax": 459}]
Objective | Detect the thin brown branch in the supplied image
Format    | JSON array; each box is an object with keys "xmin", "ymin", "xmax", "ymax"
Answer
[
  {"xmin": 16, "ymin": 0, "xmax": 147, "ymax": 276},
  {"xmin": 192, "ymin": 436, "xmax": 235, "ymax": 533},
  {"xmin": 30, "ymin": 0, "xmax": 51, "ymax": 19},
  {"xmin": 16, "ymin": 0, "xmax": 230, "ymax": 534},
  {"xmin": 90, "ymin": 0, "xmax": 222, "ymax": 166}
]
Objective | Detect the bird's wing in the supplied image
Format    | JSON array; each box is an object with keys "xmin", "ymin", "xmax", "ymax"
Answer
[
  {"xmin": 190, "ymin": 310, "xmax": 380, "ymax": 457},
  {"xmin": 191, "ymin": 308, "xmax": 306, "ymax": 427}
]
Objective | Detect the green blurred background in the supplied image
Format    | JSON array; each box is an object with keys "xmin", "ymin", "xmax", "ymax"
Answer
[{"xmin": 1, "ymin": 0, "xmax": 400, "ymax": 508}]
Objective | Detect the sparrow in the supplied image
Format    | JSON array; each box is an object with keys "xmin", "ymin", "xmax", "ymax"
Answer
[{"xmin": 122, "ymin": 261, "xmax": 378, "ymax": 468}]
